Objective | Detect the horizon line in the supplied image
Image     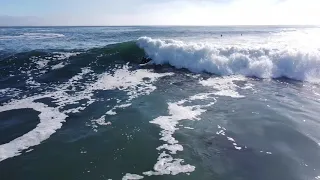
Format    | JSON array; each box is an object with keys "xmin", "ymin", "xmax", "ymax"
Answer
[{"xmin": 0, "ymin": 24, "xmax": 319, "ymax": 27}]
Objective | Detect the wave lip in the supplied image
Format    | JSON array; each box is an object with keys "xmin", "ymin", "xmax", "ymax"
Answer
[{"xmin": 137, "ymin": 37, "xmax": 320, "ymax": 82}]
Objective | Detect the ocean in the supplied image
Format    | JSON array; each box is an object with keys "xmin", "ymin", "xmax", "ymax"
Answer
[{"xmin": 0, "ymin": 26, "xmax": 320, "ymax": 180}]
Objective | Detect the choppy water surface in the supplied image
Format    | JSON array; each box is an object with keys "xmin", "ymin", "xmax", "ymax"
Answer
[{"xmin": 1, "ymin": 26, "xmax": 320, "ymax": 180}]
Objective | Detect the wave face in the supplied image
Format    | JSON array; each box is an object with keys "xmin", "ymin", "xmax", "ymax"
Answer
[{"xmin": 137, "ymin": 37, "xmax": 320, "ymax": 82}]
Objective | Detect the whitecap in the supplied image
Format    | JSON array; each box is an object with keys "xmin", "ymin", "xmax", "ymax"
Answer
[
  {"xmin": 122, "ymin": 173, "xmax": 144, "ymax": 180},
  {"xmin": 137, "ymin": 37, "xmax": 320, "ymax": 82}
]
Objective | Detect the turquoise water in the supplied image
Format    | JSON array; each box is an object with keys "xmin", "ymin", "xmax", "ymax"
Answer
[{"xmin": 1, "ymin": 26, "xmax": 320, "ymax": 180}]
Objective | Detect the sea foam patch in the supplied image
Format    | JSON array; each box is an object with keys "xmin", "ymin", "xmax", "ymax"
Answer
[
  {"xmin": 123, "ymin": 94, "xmax": 216, "ymax": 179},
  {"xmin": 88, "ymin": 64, "xmax": 173, "ymax": 120},
  {"xmin": 51, "ymin": 52, "xmax": 80, "ymax": 60},
  {"xmin": 143, "ymin": 152, "xmax": 195, "ymax": 176},
  {"xmin": 0, "ymin": 88, "xmax": 22, "ymax": 97},
  {"xmin": 199, "ymin": 76, "xmax": 253, "ymax": 98},
  {"xmin": 139, "ymin": 94, "xmax": 216, "ymax": 177},
  {"xmin": 51, "ymin": 62, "xmax": 67, "ymax": 70},
  {"xmin": 90, "ymin": 64, "xmax": 172, "ymax": 99},
  {"xmin": 122, "ymin": 173, "xmax": 144, "ymax": 180},
  {"xmin": 30, "ymin": 52, "xmax": 80, "ymax": 71},
  {"xmin": 0, "ymin": 97, "xmax": 68, "ymax": 162},
  {"xmin": 0, "ymin": 33, "xmax": 65, "ymax": 40},
  {"xmin": 50, "ymin": 65, "xmax": 172, "ymax": 131},
  {"xmin": 1, "ymin": 63, "xmax": 172, "ymax": 161}
]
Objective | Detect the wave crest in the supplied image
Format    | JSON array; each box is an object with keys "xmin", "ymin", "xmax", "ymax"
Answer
[
  {"xmin": 0, "ymin": 33, "xmax": 64, "ymax": 40},
  {"xmin": 137, "ymin": 37, "xmax": 320, "ymax": 82}
]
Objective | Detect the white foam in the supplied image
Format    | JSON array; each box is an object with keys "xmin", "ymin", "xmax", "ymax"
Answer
[
  {"xmin": 0, "ymin": 67, "xmax": 93, "ymax": 161},
  {"xmin": 122, "ymin": 173, "xmax": 144, "ymax": 180},
  {"xmin": 116, "ymin": 103, "xmax": 132, "ymax": 108},
  {"xmin": 200, "ymin": 76, "xmax": 248, "ymax": 98},
  {"xmin": 0, "ymin": 33, "xmax": 65, "ymax": 40},
  {"xmin": 105, "ymin": 103, "xmax": 132, "ymax": 116},
  {"xmin": 52, "ymin": 52, "xmax": 80, "ymax": 60},
  {"xmin": 0, "ymin": 64, "xmax": 172, "ymax": 161},
  {"xmin": 25, "ymin": 33, "xmax": 65, "ymax": 39},
  {"xmin": 0, "ymin": 88, "xmax": 22, "ymax": 97},
  {"xmin": 144, "ymin": 95, "xmax": 216, "ymax": 176},
  {"xmin": 189, "ymin": 93, "xmax": 215, "ymax": 100},
  {"xmin": 106, "ymin": 110, "xmax": 117, "ymax": 115},
  {"xmin": 26, "ymin": 77, "xmax": 41, "ymax": 87},
  {"xmin": 91, "ymin": 115, "xmax": 111, "ymax": 132},
  {"xmin": 143, "ymin": 152, "xmax": 195, "ymax": 176},
  {"xmin": 90, "ymin": 64, "xmax": 172, "ymax": 100},
  {"xmin": 25, "ymin": 149, "xmax": 33, "ymax": 153},
  {"xmin": 0, "ymin": 97, "xmax": 68, "ymax": 162},
  {"xmin": 29, "ymin": 52, "xmax": 79, "ymax": 71},
  {"xmin": 35, "ymin": 59, "xmax": 50, "ymax": 69},
  {"xmin": 89, "ymin": 65, "xmax": 172, "ymax": 118},
  {"xmin": 0, "ymin": 66, "xmax": 97, "ymax": 161},
  {"xmin": 51, "ymin": 62, "xmax": 66, "ymax": 70},
  {"xmin": 156, "ymin": 144, "xmax": 183, "ymax": 154},
  {"xmin": 137, "ymin": 37, "xmax": 320, "ymax": 82},
  {"xmin": 216, "ymin": 130, "xmax": 226, "ymax": 136},
  {"xmin": 150, "ymin": 103, "xmax": 205, "ymax": 145},
  {"xmin": 217, "ymin": 125, "xmax": 243, "ymax": 150}
]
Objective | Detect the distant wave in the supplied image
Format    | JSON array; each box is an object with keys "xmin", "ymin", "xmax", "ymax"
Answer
[
  {"xmin": 137, "ymin": 37, "xmax": 320, "ymax": 82},
  {"xmin": 0, "ymin": 33, "xmax": 65, "ymax": 40}
]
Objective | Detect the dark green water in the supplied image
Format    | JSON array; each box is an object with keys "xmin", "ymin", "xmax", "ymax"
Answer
[{"xmin": 1, "ymin": 26, "xmax": 320, "ymax": 180}]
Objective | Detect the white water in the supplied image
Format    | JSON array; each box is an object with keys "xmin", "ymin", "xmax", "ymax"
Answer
[
  {"xmin": 122, "ymin": 173, "xmax": 144, "ymax": 180},
  {"xmin": 126, "ymin": 93, "xmax": 217, "ymax": 178},
  {"xmin": 199, "ymin": 76, "xmax": 253, "ymax": 98},
  {"xmin": 0, "ymin": 97, "xmax": 67, "ymax": 161},
  {"xmin": 137, "ymin": 36, "xmax": 320, "ymax": 82},
  {"xmin": 0, "ymin": 33, "xmax": 65, "ymax": 40},
  {"xmin": 0, "ymin": 64, "xmax": 172, "ymax": 162}
]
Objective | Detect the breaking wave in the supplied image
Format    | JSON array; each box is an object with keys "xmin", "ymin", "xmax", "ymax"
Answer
[
  {"xmin": 0, "ymin": 33, "xmax": 65, "ymax": 40},
  {"xmin": 137, "ymin": 37, "xmax": 320, "ymax": 82},
  {"xmin": 2, "ymin": 38, "xmax": 319, "ymax": 82}
]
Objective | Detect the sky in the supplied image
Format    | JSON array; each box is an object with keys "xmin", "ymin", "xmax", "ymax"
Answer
[{"xmin": 0, "ymin": 0, "xmax": 319, "ymax": 26}]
